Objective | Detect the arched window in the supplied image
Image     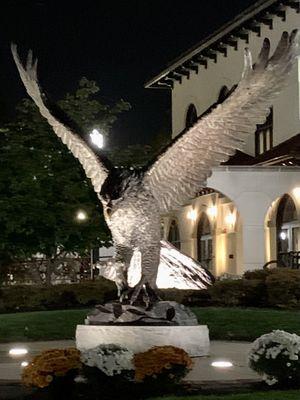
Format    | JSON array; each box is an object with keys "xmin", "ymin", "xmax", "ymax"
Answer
[
  {"xmin": 168, "ymin": 220, "xmax": 181, "ymax": 249},
  {"xmin": 276, "ymin": 194, "xmax": 299, "ymax": 267},
  {"xmin": 197, "ymin": 213, "xmax": 213, "ymax": 269},
  {"xmin": 185, "ymin": 104, "xmax": 197, "ymax": 129}
]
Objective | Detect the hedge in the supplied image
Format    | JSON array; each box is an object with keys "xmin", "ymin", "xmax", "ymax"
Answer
[{"xmin": 1, "ymin": 268, "xmax": 300, "ymax": 312}]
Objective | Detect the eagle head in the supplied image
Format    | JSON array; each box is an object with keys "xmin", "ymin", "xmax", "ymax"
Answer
[{"xmin": 100, "ymin": 167, "xmax": 144, "ymax": 215}]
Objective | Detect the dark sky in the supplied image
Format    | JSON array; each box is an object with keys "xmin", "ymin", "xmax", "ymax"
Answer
[{"xmin": 0, "ymin": 0, "xmax": 257, "ymax": 146}]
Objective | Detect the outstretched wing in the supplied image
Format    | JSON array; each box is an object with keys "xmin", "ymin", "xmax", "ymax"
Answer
[
  {"xmin": 11, "ymin": 44, "xmax": 110, "ymax": 194},
  {"xmin": 144, "ymin": 31, "xmax": 300, "ymax": 212}
]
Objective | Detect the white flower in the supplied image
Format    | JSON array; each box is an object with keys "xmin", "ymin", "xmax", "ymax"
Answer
[
  {"xmin": 81, "ymin": 344, "xmax": 134, "ymax": 376},
  {"xmin": 248, "ymin": 330, "xmax": 300, "ymax": 384}
]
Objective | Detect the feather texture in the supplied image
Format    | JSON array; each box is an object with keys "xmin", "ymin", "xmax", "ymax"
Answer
[
  {"xmin": 144, "ymin": 31, "xmax": 300, "ymax": 212},
  {"xmin": 11, "ymin": 44, "xmax": 109, "ymax": 194}
]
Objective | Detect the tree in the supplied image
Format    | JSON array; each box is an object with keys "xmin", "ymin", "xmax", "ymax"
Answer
[{"xmin": 0, "ymin": 78, "xmax": 130, "ymax": 284}]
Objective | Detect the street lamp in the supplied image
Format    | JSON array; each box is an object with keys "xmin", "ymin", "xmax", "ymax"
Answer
[
  {"xmin": 76, "ymin": 210, "xmax": 88, "ymax": 221},
  {"xmin": 90, "ymin": 129, "xmax": 104, "ymax": 149}
]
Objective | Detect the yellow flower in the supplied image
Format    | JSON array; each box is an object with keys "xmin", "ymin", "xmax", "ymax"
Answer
[
  {"xmin": 134, "ymin": 346, "xmax": 193, "ymax": 382},
  {"xmin": 21, "ymin": 348, "xmax": 82, "ymax": 388}
]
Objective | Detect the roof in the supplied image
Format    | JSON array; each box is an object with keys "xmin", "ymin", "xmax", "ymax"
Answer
[
  {"xmin": 222, "ymin": 133, "xmax": 300, "ymax": 166},
  {"xmin": 145, "ymin": 0, "xmax": 299, "ymax": 89},
  {"xmin": 252, "ymin": 133, "xmax": 300, "ymax": 166}
]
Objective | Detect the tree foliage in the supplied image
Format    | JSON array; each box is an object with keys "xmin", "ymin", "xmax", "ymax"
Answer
[{"xmin": 0, "ymin": 78, "xmax": 130, "ymax": 275}]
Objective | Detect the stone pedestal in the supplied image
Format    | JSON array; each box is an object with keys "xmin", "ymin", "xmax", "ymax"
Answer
[{"xmin": 76, "ymin": 325, "xmax": 209, "ymax": 356}]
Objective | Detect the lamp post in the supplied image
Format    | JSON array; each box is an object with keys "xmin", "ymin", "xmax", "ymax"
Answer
[
  {"xmin": 75, "ymin": 210, "xmax": 91, "ymax": 280},
  {"xmin": 88, "ymin": 128, "xmax": 105, "ymax": 279}
]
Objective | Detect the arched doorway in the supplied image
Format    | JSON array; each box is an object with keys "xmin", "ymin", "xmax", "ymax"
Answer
[
  {"xmin": 197, "ymin": 213, "xmax": 213, "ymax": 269},
  {"xmin": 276, "ymin": 194, "xmax": 300, "ymax": 268},
  {"xmin": 168, "ymin": 219, "xmax": 181, "ymax": 249}
]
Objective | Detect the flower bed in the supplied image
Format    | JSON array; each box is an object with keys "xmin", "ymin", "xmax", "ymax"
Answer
[{"xmin": 22, "ymin": 344, "xmax": 193, "ymax": 399}]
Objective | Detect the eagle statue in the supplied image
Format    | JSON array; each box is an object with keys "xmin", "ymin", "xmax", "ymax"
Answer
[{"xmin": 12, "ymin": 30, "xmax": 300, "ymax": 304}]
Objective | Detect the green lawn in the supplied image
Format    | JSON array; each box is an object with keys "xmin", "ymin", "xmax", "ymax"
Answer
[
  {"xmin": 0, "ymin": 308, "xmax": 87, "ymax": 342},
  {"xmin": 1, "ymin": 307, "xmax": 300, "ymax": 342},
  {"xmin": 194, "ymin": 307, "xmax": 300, "ymax": 341},
  {"xmin": 151, "ymin": 391, "xmax": 300, "ymax": 400}
]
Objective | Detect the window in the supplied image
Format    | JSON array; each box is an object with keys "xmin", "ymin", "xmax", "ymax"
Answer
[
  {"xmin": 168, "ymin": 220, "xmax": 181, "ymax": 249},
  {"xmin": 185, "ymin": 104, "xmax": 197, "ymax": 129},
  {"xmin": 197, "ymin": 213, "xmax": 213, "ymax": 269},
  {"xmin": 255, "ymin": 108, "xmax": 273, "ymax": 156},
  {"xmin": 276, "ymin": 194, "xmax": 300, "ymax": 268}
]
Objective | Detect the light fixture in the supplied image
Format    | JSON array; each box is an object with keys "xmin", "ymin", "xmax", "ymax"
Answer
[
  {"xmin": 225, "ymin": 213, "xmax": 236, "ymax": 226},
  {"xmin": 292, "ymin": 187, "xmax": 300, "ymax": 198},
  {"xmin": 280, "ymin": 231, "xmax": 287, "ymax": 240},
  {"xmin": 211, "ymin": 360, "xmax": 233, "ymax": 368},
  {"xmin": 21, "ymin": 361, "xmax": 29, "ymax": 367},
  {"xmin": 90, "ymin": 129, "xmax": 104, "ymax": 149},
  {"xmin": 187, "ymin": 209, "xmax": 197, "ymax": 221},
  {"xmin": 76, "ymin": 210, "xmax": 87, "ymax": 221},
  {"xmin": 9, "ymin": 348, "xmax": 28, "ymax": 356},
  {"xmin": 207, "ymin": 205, "xmax": 217, "ymax": 218}
]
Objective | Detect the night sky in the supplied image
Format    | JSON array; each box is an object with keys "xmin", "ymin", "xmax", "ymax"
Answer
[{"xmin": 1, "ymin": 0, "xmax": 257, "ymax": 146}]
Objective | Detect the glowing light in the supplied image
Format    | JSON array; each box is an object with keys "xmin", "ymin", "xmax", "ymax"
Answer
[
  {"xmin": 280, "ymin": 231, "xmax": 287, "ymax": 240},
  {"xmin": 225, "ymin": 213, "xmax": 236, "ymax": 226},
  {"xmin": 76, "ymin": 210, "xmax": 87, "ymax": 221},
  {"xmin": 207, "ymin": 205, "xmax": 217, "ymax": 218},
  {"xmin": 9, "ymin": 348, "xmax": 28, "ymax": 356},
  {"xmin": 21, "ymin": 361, "xmax": 29, "ymax": 367},
  {"xmin": 292, "ymin": 187, "xmax": 300, "ymax": 198},
  {"xmin": 187, "ymin": 209, "xmax": 197, "ymax": 221},
  {"xmin": 211, "ymin": 360, "xmax": 233, "ymax": 368},
  {"xmin": 90, "ymin": 129, "xmax": 104, "ymax": 149}
]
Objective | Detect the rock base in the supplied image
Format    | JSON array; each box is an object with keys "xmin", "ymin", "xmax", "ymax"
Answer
[
  {"xmin": 85, "ymin": 301, "xmax": 198, "ymax": 326},
  {"xmin": 76, "ymin": 325, "xmax": 210, "ymax": 356}
]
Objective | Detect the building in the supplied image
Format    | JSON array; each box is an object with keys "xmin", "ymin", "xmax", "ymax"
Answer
[{"xmin": 146, "ymin": 0, "xmax": 300, "ymax": 277}]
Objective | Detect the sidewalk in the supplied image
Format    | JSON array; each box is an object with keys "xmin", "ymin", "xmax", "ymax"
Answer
[{"xmin": 0, "ymin": 340, "xmax": 260, "ymax": 383}]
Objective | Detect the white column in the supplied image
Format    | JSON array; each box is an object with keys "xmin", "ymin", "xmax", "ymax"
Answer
[{"xmin": 235, "ymin": 192, "xmax": 271, "ymax": 273}]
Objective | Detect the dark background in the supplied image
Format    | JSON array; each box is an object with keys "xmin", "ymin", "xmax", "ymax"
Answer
[{"xmin": 0, "ymin": 0, "xmax": 257, "ymax": 146}]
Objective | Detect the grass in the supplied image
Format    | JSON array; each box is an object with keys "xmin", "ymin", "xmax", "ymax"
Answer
[
  {"xmin": 0, "ymin": 308, "xmax": 88, "ymax": 342},
  {"xmin": 150, "ymin": 391, "xmax": 300, "ymax": 400},
  {"xmin": 1, "ymin": 307, "xmax": 300, "ymax": 342},
  {"xmin": 193, "ymin": 307, "xmax": 300, "ymax": 341}
]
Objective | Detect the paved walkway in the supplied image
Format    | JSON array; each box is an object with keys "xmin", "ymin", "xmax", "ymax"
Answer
[{"xmin": 0, "ymin": 340, "xmax": 260, "ymax": 383}]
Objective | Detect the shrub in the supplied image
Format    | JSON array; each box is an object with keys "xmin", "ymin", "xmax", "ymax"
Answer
[
  {"xmin": 0, "ymin": 279, "xmax": 116, "ymax": 312},
  {"xmin": 207, "ymin": 279, "xmax": 266, "ymax": 307},
  {"xmin": 249, "ymin": 330, "xmax": 300, "ymax": 387},
  {"xmin": 266, "ymin": 269, "xmax": 300, "ymax": 308},
  {"xmin": 158, "ymin": 289, "xmax": 212, "ymax": 307},
  {"xmin": 243, "ymin": 269, "xmax": 271, "ymax": 281}
]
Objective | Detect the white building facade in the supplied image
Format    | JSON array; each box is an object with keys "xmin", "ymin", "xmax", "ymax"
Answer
[{"xmin": 146, "ymin": 0, "xmax": 300, "ymax": 277}]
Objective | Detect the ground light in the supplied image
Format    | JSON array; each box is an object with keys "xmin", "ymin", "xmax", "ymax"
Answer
[
  {"xmin": 9, "ymin": 348, "xmax": 28, "ymax": 356},
  {"xmin": 211, "ymin": 360, "xmax": 233, "ymax": 368}
]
